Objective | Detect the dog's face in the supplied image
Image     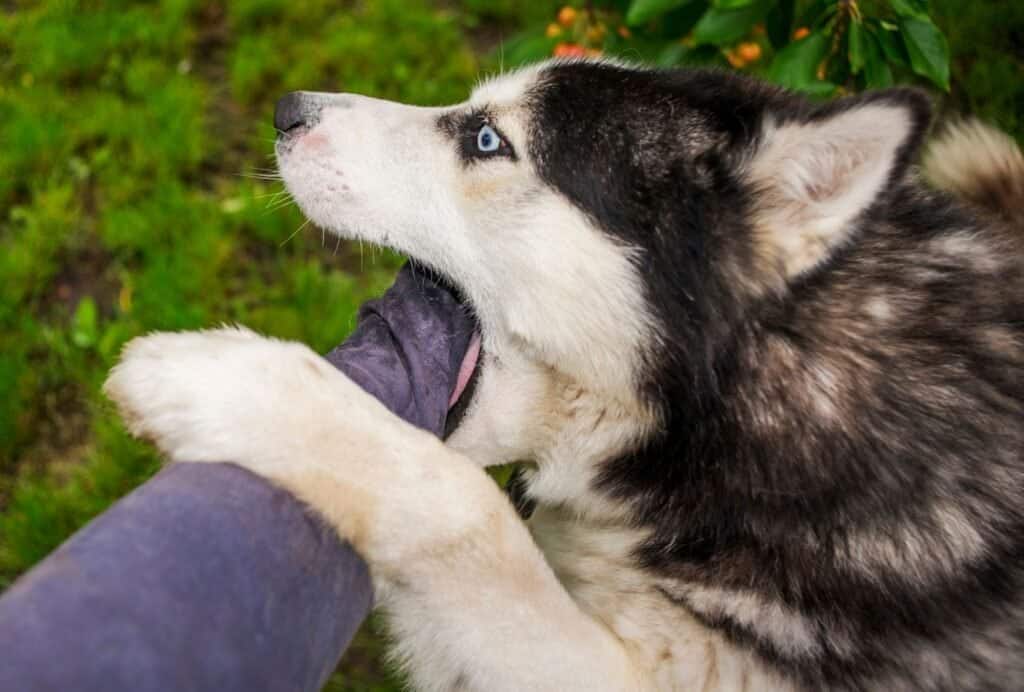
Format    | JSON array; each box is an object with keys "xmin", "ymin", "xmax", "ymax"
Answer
[{"xmin": 276, "ymin": 59, "xmax": 928, "ymax": 475}]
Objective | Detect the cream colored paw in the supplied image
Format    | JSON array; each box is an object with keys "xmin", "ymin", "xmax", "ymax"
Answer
[
  {"xmin": 103, "ymin": 326, "xmax": 350, "ymax": 469},
  {"xmin": 105, "ymin": 325, "xmax": 501, "ymax": 573}
]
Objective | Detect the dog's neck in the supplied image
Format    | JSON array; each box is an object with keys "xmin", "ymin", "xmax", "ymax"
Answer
[{"xmin": 522, "ymin": 364, "xmax": 658, "ymax": 522}]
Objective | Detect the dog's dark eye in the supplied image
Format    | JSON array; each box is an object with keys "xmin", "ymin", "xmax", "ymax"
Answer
[{"xmin": 477, "ymin": 124, "xmax": 501, "ymax": 153}]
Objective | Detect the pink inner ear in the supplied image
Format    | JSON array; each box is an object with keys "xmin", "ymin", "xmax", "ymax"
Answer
[{"xmin": 449, "ymin": 331, "xmax": 482, "ymax": 409}]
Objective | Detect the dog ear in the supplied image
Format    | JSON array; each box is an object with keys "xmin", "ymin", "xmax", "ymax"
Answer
[{"xmin": 748, "ymin": 90, "xmax": 931, "ymax": 281}]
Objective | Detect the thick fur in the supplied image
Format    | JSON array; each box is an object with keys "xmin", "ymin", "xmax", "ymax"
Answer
[
  {"xmin": 924, "ymin": 119, "xmax": 1024, "ymax": 228},
  {"xmin": 106, "ymin": 60, "xmax": 1024, "ymax": 690}
]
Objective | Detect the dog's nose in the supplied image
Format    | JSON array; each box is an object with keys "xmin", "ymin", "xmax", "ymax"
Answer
[{"xmin": 274, "ymin": 92, "xmax": 323, "ymax": 133}]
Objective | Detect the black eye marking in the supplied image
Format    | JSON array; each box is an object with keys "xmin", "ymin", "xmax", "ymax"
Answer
[{"xmin": 438, "ymin": 110, "xmax": 517, "ymax": 165}]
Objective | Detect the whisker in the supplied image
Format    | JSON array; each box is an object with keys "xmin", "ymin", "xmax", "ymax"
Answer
[
  {"xmin": 280, "ymin": 218, "xmax": 312, "ymax": 247},
  {"xmin": 250, "ymin": 189, "xmax": 290, "ymax": 200},
  {"xmin": 263, "ymin": 189, "xmax": 293, "ymax": 204},
  {"xmin": 263, "ymin": 196, "xmax": 296, "ymax": 215},
  {"xmin": 238, "ymin": 172, "xmax": 284, "ymax": 181}
]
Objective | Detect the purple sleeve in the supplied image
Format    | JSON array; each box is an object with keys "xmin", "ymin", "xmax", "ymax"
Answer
[
  {"xmin": 326, "ymin": 262, "xmax": 477, "ymax": 435},
  {"xmin": 0, "ymin": 263, "xmax": 475, "ymax": 692}
]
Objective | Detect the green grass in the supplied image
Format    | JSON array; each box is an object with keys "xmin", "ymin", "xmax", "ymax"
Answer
[{"xmin": 0, "ymin": 1, "xmax": 1017, "ymax": 689}]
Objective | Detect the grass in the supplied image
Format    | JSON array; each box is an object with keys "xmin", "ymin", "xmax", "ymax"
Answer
[{"xmin": 0, "ymin": 1, "xmax": 1018, "ymax": 689}]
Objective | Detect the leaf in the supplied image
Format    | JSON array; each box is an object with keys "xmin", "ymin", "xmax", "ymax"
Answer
[
  {"xmin": 498, "ymin": 30, "xmax": 559, "ymax": 67},
  {"xmin": 660, "ymin": 0, "xmax": 711, "ymax": 37},
  {"xmin": 796, "ymin": 0, "xmax": 834, "ymax": 31},
  {"xmin": 627, "ymin": 0, "xmax": 698, "ymax": 26},
  {"xmin": 693, "ymin": 0, "xmax": 771, "ymax": 45},
  {"xmin": 889, "ymin": 0, "xmax": 930, "ymax": 20},
  {"xmin": 765, "ymin": 0, "xmax": 795, "ymax": 49},
  {"xmin": 656, "ymin": 42, "xmax": 690, "ymax": 65},
  {"xmin": 848, "ymin": 19, "xmax": 867, "ymax": 74},
  {"xmin": 767, "ymin": 29, "xmax": 831, "ymax": 92},
  {"xmin": 863, "ymin": 31, "xmax": 895, "ymax": 88},
  {"xmin": 901, "ymin": 17, "xmax": 950, "ymax": 90},
  {"xmin": 677, "ymin": 44, "xmax": 730, "ymax": 66},
  {"xmin": 712, "ymin": 0, "xmax": 758, "ymax": 8},
  {"xmin": 874, "ymin": 23, "xmax": 909, "ymax": 67},
  {"xmin": 800, "ymin": 80, "xmax": 839, "ymax": 97}
]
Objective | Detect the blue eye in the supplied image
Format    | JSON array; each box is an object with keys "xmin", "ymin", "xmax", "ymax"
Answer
[{"xmin": 477, "ymin": 124, "xmax": 501, "ymax": 153}]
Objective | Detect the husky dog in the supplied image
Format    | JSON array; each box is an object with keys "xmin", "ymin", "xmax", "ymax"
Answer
[{"xmin": 105, "ymin": 60, "xmax": 1024, "ymax": 690}]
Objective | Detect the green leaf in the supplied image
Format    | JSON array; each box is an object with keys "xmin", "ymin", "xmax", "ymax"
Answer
[
  {"xmin": 498, "ymin": 30, "xmax": 558, "ymax": 67},
  {"xmin": 765, "ymin": 0, "xmax": 795, "ymax": 49},
  {"xmin": 901, "ymin": 17, "xmax": 950, "ymax": 90},
  {"xmin": 864, "ymin": 31, "xmax": 895, "ymax": 88},
  {"xmin": 656, "ymin": 42, "xmax": 690, "ymax": 65},
  {"xmin": 767, "ymin": 29, "xmax": 830, "ymax": 91},
  {"xmin": 693, "ymin": 0, "xmax": 771, "ymax": 45},
  {"xmin": 800, "ymin": 80, "xmax": 839, "ymax": 97},
  {"xmin": 797, "ymin": 0, "xmax": 835, "ymax": 31},
  {"xmin": 677, "ymin": 44, "xmax": 730, "ymax": 66},
  {"xmin": 712, "ymin": 0, "xmax": 758, "ymax": 9},
  {"xmin": 848, "ymin": 19, "xmax": 867, "ymax": 74},
  {"xmin": 874, "ymin": 23, "xmax": 909, "ymax": 67},
  {"xmin": 863, "ymin": 34, "xmax": 893, "ymax": 88},
  {"xmin": 627, "ymin": 0, "xmax": 698, "ymax": 26},
  {"xmin": 72, "ymin": 297, "xmax": 98, "ymax": 349},
  {"xmin": 660, "ymin": 0, "xmax": 711, "ymax": 37},
  {"xmin": 889, "ymin": 0, "xmax": 930, "ymax": 20}
]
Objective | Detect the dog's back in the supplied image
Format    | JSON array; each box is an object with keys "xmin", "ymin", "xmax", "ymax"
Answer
[
  {"xmin": 727, "ymin": 123, "xmax": 1024, "ymax": 690},
  {"xmin": 581, "ymin": 74, "xmax": 1024, "ymax": 688}
]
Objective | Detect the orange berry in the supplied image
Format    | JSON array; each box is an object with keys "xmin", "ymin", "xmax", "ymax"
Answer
[
  {"xmin": 546, "ymin": 23, "xmax": 562, "ymax": 38},
  {"xmin": 725, "ymin": 50, "xmax": 747, "ymax": 69},
  {"xmin": 557, "ymin": 6, "xmax": 578, "ymax": 28},
  {"xmin": 793, "ymin": 27, "xmax": 811, "ymax": 40},
  {"xmin": 617, "ymin": 25, "xmax": 632, "ymax": 39},
  {"xmin": 553, "ymin": 42, "xmax": 587, "ymax": 58},
  {"xmin": 737, "ymin": 42, "xmax": 762, "ymax": 62}
]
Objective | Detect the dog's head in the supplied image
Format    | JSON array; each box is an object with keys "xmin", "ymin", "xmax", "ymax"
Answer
[{"xmin": 276, "ymin": 59, "xmax": 929, "ymax": 492}]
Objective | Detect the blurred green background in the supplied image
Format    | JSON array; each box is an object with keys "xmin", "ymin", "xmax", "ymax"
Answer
[{"xmin": 0, "ymin": 1, "xmax": 1019, "ymax": 689}]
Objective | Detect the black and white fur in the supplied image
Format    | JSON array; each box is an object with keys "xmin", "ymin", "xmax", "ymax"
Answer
[{"xmin": 106, "ymin": 60, "xmax": 1024, "ymax": 690}]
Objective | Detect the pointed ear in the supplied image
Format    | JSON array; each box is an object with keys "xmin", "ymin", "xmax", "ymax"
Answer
[{"xmin": 748, "ymin": 90, "xmax": 931, "ymax": 281}]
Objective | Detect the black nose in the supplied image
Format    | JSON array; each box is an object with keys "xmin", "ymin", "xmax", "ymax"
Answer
[{"xmin": 274, "ymin": 92, "xmax": 322, "ymax": 133}]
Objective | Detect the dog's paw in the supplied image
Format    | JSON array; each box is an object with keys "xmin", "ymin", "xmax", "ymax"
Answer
[
  {"xmin": 105, "ymin": 326, "xmax": 496, "ymax": 571},
  {"xmin": 104, "ymin": 326, "xmax": 349, "ymax": 470}
]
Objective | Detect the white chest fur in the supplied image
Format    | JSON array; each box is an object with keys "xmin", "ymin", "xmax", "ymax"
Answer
[{"xmin": 529, "ymin": 505, "xmax": 793, "ymax": 691}]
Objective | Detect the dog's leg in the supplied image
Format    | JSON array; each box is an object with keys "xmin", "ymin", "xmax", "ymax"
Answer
[{"xmin": 105, "ymin": 328, "xmax": 643, "ymax": 692}]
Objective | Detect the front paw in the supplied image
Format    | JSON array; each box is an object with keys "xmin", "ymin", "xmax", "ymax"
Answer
[
  {"xmin": 105, "ymin": 326, "xmax": 499, "ymax": 574},
  {"xmin": 104, "ymin": 326, "xmax": 343, "ymax": 470}
]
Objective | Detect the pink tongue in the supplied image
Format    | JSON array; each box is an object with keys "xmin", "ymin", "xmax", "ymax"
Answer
[{"xmin": 449, "ymin": 331, "xmax": 482, "ymax": 409}]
